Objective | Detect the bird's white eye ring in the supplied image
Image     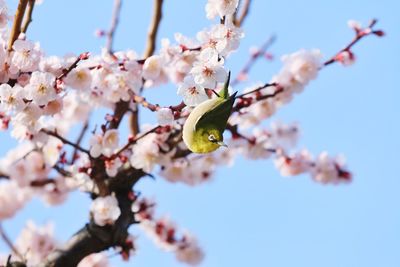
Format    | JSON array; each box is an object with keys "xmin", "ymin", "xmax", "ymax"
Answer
[{"xmin": 208, "ymin": 134, "xmax": 217, "ymax": 143}]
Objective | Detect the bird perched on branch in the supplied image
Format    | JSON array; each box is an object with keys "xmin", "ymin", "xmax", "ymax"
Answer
[{"xmin": 183, "ymin": 72, "xmax": 237, "ymax": 153}]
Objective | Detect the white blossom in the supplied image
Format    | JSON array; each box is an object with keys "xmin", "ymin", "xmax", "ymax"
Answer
[
  {"xmin": 0, "ymin": 182, "xmax": 31, "ymax": 220},
  {"xmin": 65, "ymin": 68, "xmax": 92, "ymax": 90},
  {"xmin": 157, "ymin": 107, "xmax": 174, "ymax": 126},
  {"xmin": 190, "ymin": 48, "xmax": 227, "ymax": 89},
  {"xmin": 205, "ymin": 0, "xmax": 239, "ymax": 20},
  {"xmin": 15, "ymin": 221, "xmax": 57, "ymax": 266},
  {"xmin": 26, "ymin": 71, "xmax": 57, "ymax": 106},
  {"xmin": 176, "ymin": 234, "xmax": 204, "ymax": 266},
  {"xmin": 78, "ymin": 253, "xmax": 110, "ymax": 267},
  {"xmin": 90, "ymin": 195, "xmax": 121, "ymax": 226},
  {"xmin": 0, "ymin": 83, "xmax": 26, "ymax": 112},
  {"xmin": 177, "ymin": 75, "xmax": 208, "ymax": 106},
  {"xmin": 130, "ymin": 134, "xmax": 160, "ymax": 173},
  {"xmin": 105, "ymin": 157, "xmax": 122, "ymax": 177},
  {"xmin": 12, "ymin": 39, "xmax": 41, "ymax": 72},
  {"xmin": 142, "ymin": 55, "xmax": 164, "ymax": 80}
]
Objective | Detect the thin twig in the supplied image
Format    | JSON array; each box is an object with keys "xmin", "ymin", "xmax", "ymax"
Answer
[
  {"xmin": 56, "ymin": 52, "xmax": 89, "ymax": 81},
  {"xmin": 0, "ymin": 224, "xmax": 23, "ymax": 260},
  {"xmin": 53, "ymin": 165, "xmax": 72, "ymax": 177},
  {"xmin": 234, "ymin": 0, "xmax": 251, "ymax": 27},
  {"xmin": 106, "ymin": 0, "xmax": 122, "ymax": 54},
  {"xmin": 131, "ymin": 93, "xmax": 160, "ymax": 112},
  {"xmin": 235, "ymin": 82, "xmax": 278, "ymax": 98},
  {"xmin": 232, "ymin": 86, "xmax": 284, "ymax": 113},
  {"xmin": 143, "ymin": 0, "xmax": 164, "ymax": 58},
  {"xmin": 324, "ymin": 19, "xmax": 383, "ymax": 66},
  {"xmin": 20, "ymin": 0, "xmax": 35, "ymax": 34},
  {"xmin": 232, "ymin": 35, "xmax": 276, "ymax": 86},
  {"xmin": 7, "ymin": 0, "xmax": 28, "ymax": 51},
  {"xmin": 70, "ymin": 121, "xmax": 89, "ymax": 164},
  {"xmin": 42, "ymin": 129, "xmax": 90, "ymax": 155},
  {"xmin": 114, "ymin": 126, "xmax": 160, "ymax": 156}
]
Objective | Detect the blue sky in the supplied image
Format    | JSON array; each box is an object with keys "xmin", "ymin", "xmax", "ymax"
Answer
[{"xmin": 1, "ymin": 0, "xmax": 399, "ymax": 266}]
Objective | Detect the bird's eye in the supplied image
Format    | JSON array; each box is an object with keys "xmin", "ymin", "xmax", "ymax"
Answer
[{"xmin": 208, "ymin": 134, "xmax": 217, "ymax": 143}]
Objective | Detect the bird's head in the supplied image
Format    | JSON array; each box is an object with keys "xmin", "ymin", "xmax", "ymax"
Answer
[{"xmin": 206, "ymin": 128, "xmax": 227, "ymax": 148}]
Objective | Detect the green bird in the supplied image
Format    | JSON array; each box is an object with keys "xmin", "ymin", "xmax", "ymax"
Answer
[{"xmin": 183, "ymin": 72, "xmax": 237, "ymax": 154}]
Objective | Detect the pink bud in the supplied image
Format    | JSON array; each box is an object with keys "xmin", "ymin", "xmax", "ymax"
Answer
[
  {"xmin": 79, "ymin": 52, "xmax": 90, "ymax": 60},
  {"xmin": 373, "ymin": 30, "xmax": 385, "ymax": 37}
]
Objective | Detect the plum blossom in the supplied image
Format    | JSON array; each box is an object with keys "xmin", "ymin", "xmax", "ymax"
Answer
[
  {"xmin": 0, "ymin": 0, "xmax": 9, "ymax": 28},
  {"xmin": 8, "ymin": 150, "xmax": 50, "ymax": 187},
  {"xmin": 78, "ymin": 253, "xmax": 110, "ymax": 267},
  {"xmin": 89, "ymin": 129, "xmax": 119, "ymax": 158},
  {"xmin": 177, "ymin": 75, "xmax": 208, "ymax": 106},
  {"xmin": 159, "ymin": 154, "xmax": 226, "ymax": 186},
  {"xmin": 274, "ymin": 150, "xmax": 313, "ymax": 176},
  {"xmin": 190, "ymin": 48, "xmax": 227, "ymax": 89},
  {"xmin": 11, "ymin": 40, "xmax": 42, "ymax": 72},
  {"xmin": 134, "ymin": 199, "xmax": 204, "ymax": 266},
  {"xmin": 157, "ymin": 107, "xmax": 174, "ymax": 126},
  {"xmin": 0, "ymin": 182, "xmax": 31, "ymax": 220},
  {"xmin": 198, "ymin": 24, "xmax": 244, "ymax": 57},
  {"xmin": 142, "ymin": 55, "xmax": 164, "ymax": 80},
  {"xmin": 205, "ymin": 0, "xmax": 239, "ymax": 20},
  {"xmin": 176, "ymin": 234, "xmax": 204, "ymax": 266},
  {"xmin": 90, "ymin": 195, "xmax": 121, "ymax": 226},
  {"xmin": 279, "ymin": 49, "xmax": 322, "ymax": 86},
  {"xmin": 26, "ymin": 71, "xmax": 57, "ymax": 106},
  {"xmin": 335, "ymin": 50, "xmax": 356, "ymax": 66},
  {"xmin": 312, "ymin": 152, "xmax": 352, "ymax": 184},
  {"xmin": 64, "ymin": 67, "xmax": 92, "ymax": 90},
  {"xmin": 105, "ymin": 157, "xmax": 123, "ymax": 177},
  {"xmin": 11, "ymin": 104, "xmax": 43, "ymax": 139},
  {"xmin": 14, "ymin": 221, "xmax": 57, "ymax": 266},
  {"xmin": 0, "ymin": 83, "xmax": 26, "ymax": 112},
  {"xmin": 130, "ymin": 133, "xmax": 162, "ymax": 173}
]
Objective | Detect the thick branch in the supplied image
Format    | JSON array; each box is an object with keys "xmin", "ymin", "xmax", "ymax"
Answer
[
  {"xmin": 40, "ymin": 195, "xmax": 132, "ymax": 266},
  {"xmin": 7, "ymin": 0, "xmax": 28, "ymax": 51},
  {"xmin": 143, "ymin": 0, "xmax": 164, "ymax": 58},
  {"xmin": 39, "ymin": 169, "xmax": 145, "ymax": 267}
]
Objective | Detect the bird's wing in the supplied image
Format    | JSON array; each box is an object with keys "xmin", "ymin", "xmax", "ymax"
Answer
[{"xmin": 195, "ymin": 92, "xmax": 237, "ymax": 132}]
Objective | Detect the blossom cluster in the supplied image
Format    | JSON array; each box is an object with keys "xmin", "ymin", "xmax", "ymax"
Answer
[{"xmin": 132, "ymin": 197, "xmax": 204, "ymax": 266}]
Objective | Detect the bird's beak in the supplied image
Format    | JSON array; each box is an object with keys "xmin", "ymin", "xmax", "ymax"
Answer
[{"xmin": 217, "ymin": 141, "xmax": 228, "ymax": 147}]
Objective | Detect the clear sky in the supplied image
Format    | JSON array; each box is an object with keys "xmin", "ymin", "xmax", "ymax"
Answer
[{"xmin": 0, "ymin": 0, "xmax": 399, "ymax": 267}]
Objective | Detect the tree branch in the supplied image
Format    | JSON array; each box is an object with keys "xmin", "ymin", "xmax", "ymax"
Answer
[
  {"xmin": 7, "ymin": 0, "xmax": 28, "ymax": 51},
  {"xmin": 234, "ymin": 0, "xmax": 251, "ymax": 27},
  {"xmin": 41, "ymin": 129, "xmax": 90, "ymax": 155},
  {"xmin": 0, "ymin": 224, "xmax": 23, "ymax": 261},
  {"xmin": 105, "ymin": 0, "xmax": 122, "ymax": 54},
  {"xmin": 143, "ymin": 0, "xmax": 163, "ymax": 58},
  {"xmin": 39, "ymin": 169, "xmax": 145, "ymax": 267},
  {"xmin": 56, "ymin": 52, "xmax": 89, "ymax": 81},
  {"xmin": 20, "ymin": 0, "xmax": 35, "ymax": 34},
  {"xmin": 324, "ymin": 19, "xmax": 383, "ymax": 66},
  {"xmin": 231, "ymin": 35, "xmax": 276, "ymax": 86},
  {"xmin": 130, "ymin": 0, "xmax": 164, "ymax": 137},
  {"xmin": 70, "ymin": 120, "xmax": 89, "ymax": 164}
]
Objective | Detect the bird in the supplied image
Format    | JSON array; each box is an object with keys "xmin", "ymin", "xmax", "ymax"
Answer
[{"xmin": 182, "ymin": 72, "xmax": 237, "ymax": 153}]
